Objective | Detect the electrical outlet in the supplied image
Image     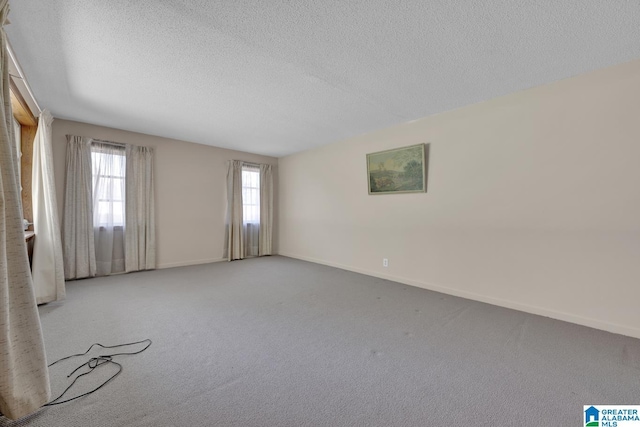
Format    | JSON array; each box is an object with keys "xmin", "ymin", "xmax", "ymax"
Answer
[{"xmin": 383, "ymin": 258, "xmax": 389, "ymax": 267}]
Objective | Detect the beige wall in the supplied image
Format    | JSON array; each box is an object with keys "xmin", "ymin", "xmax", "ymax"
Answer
[
  {"xmin": 279, "ymin": 59, "xmax": 640, "ymax": 338},
  {"xmin": 52, "ymin": 120, "xmax": 278, "ymax": 269}
]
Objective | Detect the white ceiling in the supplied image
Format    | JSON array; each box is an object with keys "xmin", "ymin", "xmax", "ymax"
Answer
[{"xmin": 6, "ymin": 1, "xmax": 640, "ymax": 157}]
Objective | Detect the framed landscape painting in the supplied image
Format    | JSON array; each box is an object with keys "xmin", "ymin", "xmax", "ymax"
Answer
[{"xmin": 367, "ymin": 143, "xmax": 428, "ymax": 195}]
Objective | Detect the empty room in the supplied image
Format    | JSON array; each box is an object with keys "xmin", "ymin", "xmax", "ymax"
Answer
[{"xmin": 1, "ymin": 1, "xmax": 639, "ymax": 426}]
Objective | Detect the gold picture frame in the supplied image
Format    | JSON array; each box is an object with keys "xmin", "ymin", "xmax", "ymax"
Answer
[{"xmin": 367, "ymin": 143, "xmax": 428, "ymax": 195}]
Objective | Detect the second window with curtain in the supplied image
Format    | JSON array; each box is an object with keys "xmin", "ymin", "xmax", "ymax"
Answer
[{"xmin": 225, "ymin": 160, "xmax": 273, "ymax": 261}]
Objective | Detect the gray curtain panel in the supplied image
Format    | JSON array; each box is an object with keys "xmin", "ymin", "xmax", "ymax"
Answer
[
  {"xmin": 31, "ymin": 110, "xmax": 65, "ymax": 303},
  {"xmin": 125, "ymin": 145, "xmax": 156, "ymax": 272},
  {"xmin": 0, "ymin": 1, "xmax": 52, "ymax": 418},
  {"xmin": 62, "ymin": 135, "xmax": 96, "ymax": 279},
  {"xmin": 225, "ymin": 160, "xmax": 244, "ymax": 261},
  {"xmin": 259, "ymin": 164, "xmax": 273, "ymax": 256}
]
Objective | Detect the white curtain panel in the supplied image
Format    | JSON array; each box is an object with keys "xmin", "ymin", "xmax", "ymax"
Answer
[
  {"xmin": 125, "ymin": 145, "xmax": 156, "ymax": 272},
  {"xmin": 243, "ymin": 163, "xmax": 260, "ymax": 257},
  {"xmin": 0, "ymin": 1, "xmax": 52, "ymax": 419},
  {"xmin": 91, "ymin": 142, "xmax": 126, "ymax": 276},
  {"xmin": 62, "ymin": 135, "xmax": 96, "ymax": 279},
  {"xmin": 244, "ymin": 223, "xmax": 259, "ymax": 257},
  {"xmin": 31, "ymin": 110, "xmax": 65, "ymax": 303},
  {"xmin": 225, "ymin": 160, "xmax": 244, "ymax": 261},
  {"xmin": 259, "ymin": 164, "xmax": 273, "ymax": 256}
]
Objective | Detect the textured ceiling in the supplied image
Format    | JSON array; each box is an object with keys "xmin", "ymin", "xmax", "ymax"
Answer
[{"xmin": 6, "ymin": 1, "xmax": 640, "ymax": 157}]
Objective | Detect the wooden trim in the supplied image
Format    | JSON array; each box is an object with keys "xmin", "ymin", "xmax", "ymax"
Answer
[
  {"xmin": 10, "ymin": 79, "xmax": 37, "ymax": 126},
  {"xmin": 20, "ymin": 125, "xmax": 37, "ymax": 227}
]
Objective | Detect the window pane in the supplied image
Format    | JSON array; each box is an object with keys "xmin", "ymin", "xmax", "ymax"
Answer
[
  {"xmin": 13, "ymin": 117, "xmax": 21, "ymax": 190},
  {"xmin": 112, "ymin": 156, "xmax": 125, "ymax": 177},
  {"xmin": 112, "ymin": 201, "xmax": 124, "ymax": 225},
  {"xmin": 113, "ymin": 178, "xmax": 124, "ymax": 200},
  {"xmin": 241, "ymin": 168, "xmax": 260, "ymax": 223},
  {"xmin": 96, "ymin": 201, "xmax": 109, "ymax": 225},
  {"xmin": 92, "ymin": 146, "xmax": 126, "ymax": 227}
]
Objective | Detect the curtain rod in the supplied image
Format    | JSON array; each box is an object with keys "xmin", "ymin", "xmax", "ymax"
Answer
[
  {"xmin": 229, "ymin": 159, "xmax": 262, "ymax": 167},
  {"xmin": 93, "ymin": 138, "xmax": 127, "ymax": 147},
  {"xmin": 88, "ymin": 137, "xmax": 152, "ymax": 150}
]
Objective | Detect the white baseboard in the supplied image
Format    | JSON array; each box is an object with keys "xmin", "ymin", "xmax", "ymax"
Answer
[
  {"xmin": 157, "ymin": 257, "xmax": 226, "ymax": 270},
  {"xmin": 279, "ymin": 252, "xmax": 640, "ymax": 340}
]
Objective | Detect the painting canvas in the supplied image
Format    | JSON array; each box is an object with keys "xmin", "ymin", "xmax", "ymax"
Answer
[{"xmin": 367, "ymin": 143, "xmax": 427, "ymax": 195}]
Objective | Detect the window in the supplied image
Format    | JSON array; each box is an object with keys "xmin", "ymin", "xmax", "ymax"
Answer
[
  {"xmin": 91, "ymin": 144, "xmax": 126, "ymax": 227},
  {"xmin": 242, "ymin": 164, "xmax": 260, "ymax": 224},
  {"xmin": 13, "ymin": 116, "xmax": 21, "ymax": 191}
]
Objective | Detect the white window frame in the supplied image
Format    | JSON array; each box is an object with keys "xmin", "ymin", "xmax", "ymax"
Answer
[
  {"xmin": 241, "ymin": 164, "xmax": 260, "ymax": 224},
  {"xmin": 91, "ymin": 145, "xmax": 126, "ymax": 227}
]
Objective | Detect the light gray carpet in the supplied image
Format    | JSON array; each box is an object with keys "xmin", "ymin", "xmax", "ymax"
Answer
[{"xmin": 2, "ymin": 256, "xmax": 639, "ymax": 426}]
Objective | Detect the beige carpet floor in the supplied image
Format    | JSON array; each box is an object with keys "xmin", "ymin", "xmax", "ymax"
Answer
[{"xmin": 2, "ymin": 256, "xmax": 639, "ymax": 426}]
